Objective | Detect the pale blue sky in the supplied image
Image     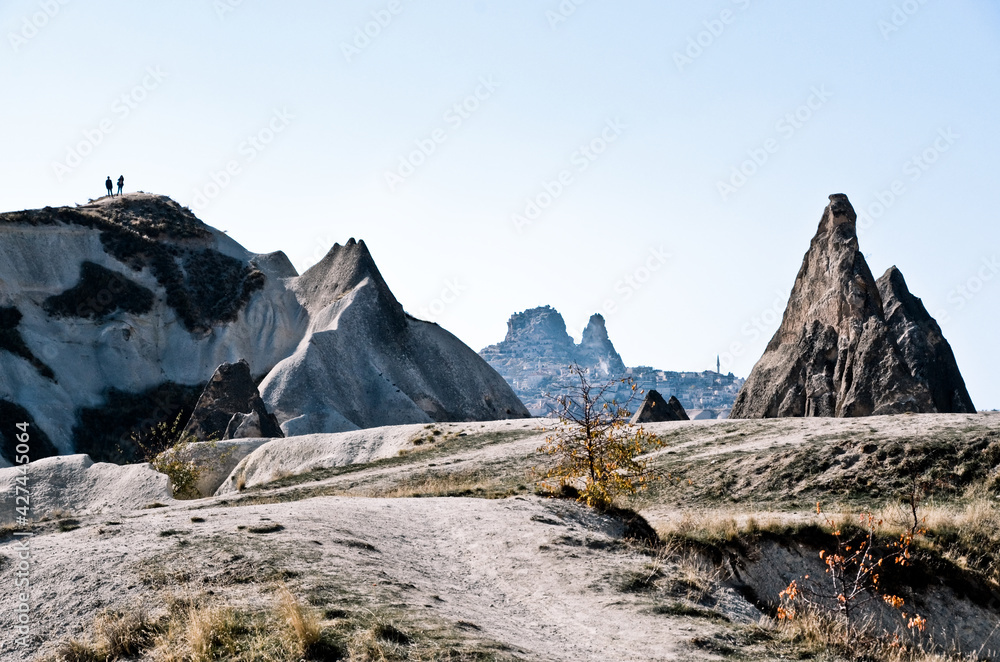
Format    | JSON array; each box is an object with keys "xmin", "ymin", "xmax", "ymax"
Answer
[{"xmin": 2, "ymin": 1, "xmax": 999, "ymax": 409}]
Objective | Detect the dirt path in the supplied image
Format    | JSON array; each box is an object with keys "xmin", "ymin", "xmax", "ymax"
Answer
[{"xmin": 0, "ymin": 495, "xmax": 725, "ymax": 661}]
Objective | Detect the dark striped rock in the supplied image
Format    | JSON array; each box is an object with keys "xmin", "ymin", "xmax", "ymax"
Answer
[{"xmin": 183, "ymin": 359, "xmax": 283, "ymax": 440}]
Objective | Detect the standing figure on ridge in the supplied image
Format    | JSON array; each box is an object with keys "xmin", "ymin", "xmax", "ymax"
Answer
[
  {"xmin": 117, "ymin": 175, "xmax": 124, "ymax": 196},
  {"xmin": 105, "ymin": 177, "xmax": 113, "ymax": 197}
]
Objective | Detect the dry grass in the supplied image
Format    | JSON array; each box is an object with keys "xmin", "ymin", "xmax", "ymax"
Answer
[
  {"xmin": 151, "ymin": 603, "xmax": 286, "ymax": 662},
  {"xmin": 336, "ymin": 467, "xmax": 531, "ymax": 500},
  {"xmin": 769, "ymin": 608, "xmax": 981, "ymax": 662},
  {"xmin": 45, "ymin": 585, "xmax": 522, "ymax": 662},
  {"xmin": 346, "ymin": 613, "xmax": 412, "ymax": 661},
  {"xmin": 49, "ymin": 610, "xmax": 158, "ymax": 662},
  {"xmin": 277, "ymin": 586, "xmax": 322, "ymax": 657},
  {"xmin": 648, "ymin": 502, "xmax": 1000, "ymax": 661},
  {"xmin": 654, "ymin": 507, "xmax": 812, "ymax": 545},
  {"xmin": 904, "ymin": 498, "xmax": 1000, "ymax": 586}
]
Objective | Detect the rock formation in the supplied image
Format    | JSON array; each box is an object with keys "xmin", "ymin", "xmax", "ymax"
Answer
[
  {"xmin": 259, "ymin": 238, "xmax": 530, "ymax": 435},
  {"xmin": 0, "ymin": 194, "xmax": 304, "ymax": 463},
  {"xmin": 481, "ymin": 306, "xmax": 742, "ymax": 417},
  {"xmin": 630, "ymin": 390, "xmax": 689, "ymax": 423},
  {"xmin": 0, "ymin": 194, "xmax": 528, "ymax": 463},
  {"xmin": 182, "ymin": 360, "xmax": 283, "ymax": 441},
  {"xmin": 877, "ymin": 267, "xmax": 975, "ymax": 413},
  {"xmin": 731, "ymin": 194, "xmax": 966, "ymax": 418},
  {"xmin": 0, "ymin": 454, "xmax": 173, "ymax": 524},
  {"xmin": 578, "ymin": 314, "xmax": 627, "ymax": 375}
]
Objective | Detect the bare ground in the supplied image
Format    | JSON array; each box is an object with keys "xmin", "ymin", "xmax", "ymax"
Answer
[{"xmin": 2, "ymin": 413, "xmax": 999, "ymax": 660}]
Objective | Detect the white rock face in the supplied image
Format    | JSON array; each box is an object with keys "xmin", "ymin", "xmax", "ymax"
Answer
[
  {"xmin": 0, "ymin": 455, "xmax": 172, "ymax": 523},
  {"xmin": 260, "ymin": 238, "xmax": 530, "ymax": 435},
  {"xmin": 1, "ymin": 195, "xmax": 528, "ymax": 463},
  {"xmin": 215, "ymin": 424, "xmax": 428, "ymax": 494}
]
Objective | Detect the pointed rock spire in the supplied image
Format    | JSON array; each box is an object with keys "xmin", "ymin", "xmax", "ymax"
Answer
[
  {"xmin": 294, "ymin": 238, "xmax": 402, "ymax": 316},
  {"xmin": 731, "ymin": 194, "xmax": 936, "ymax": 418},
  {"xmin": 579, "ymin": 313, "xmax": 626, "ymax": 375}
]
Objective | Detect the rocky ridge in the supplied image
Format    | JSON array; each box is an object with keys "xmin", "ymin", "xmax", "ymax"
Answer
[
  {"xmin": 877, "ymin": 266, "xmax": 976, "ymax": 414},
  {"xmin": 260, "ymin": 238, "xmax": 530, "ymax": 434}
]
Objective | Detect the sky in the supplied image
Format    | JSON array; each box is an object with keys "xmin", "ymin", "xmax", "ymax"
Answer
[{"xmin": 1, "ymin": 0, "xmax": 998, "ymax": 409}]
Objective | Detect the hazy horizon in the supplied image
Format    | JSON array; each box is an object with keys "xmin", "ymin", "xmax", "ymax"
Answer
[{"xmin": 2, "ymin": 1, "xmax": 998, "ymax": 408}]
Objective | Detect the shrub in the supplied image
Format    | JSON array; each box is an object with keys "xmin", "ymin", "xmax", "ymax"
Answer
[
  {"xmin": 132, "ymin": 413, "xmax": 220, "ymax": 499},
  {"xmin": 43, "ymin": 261, "xmax": 155, "ymax": 319}
]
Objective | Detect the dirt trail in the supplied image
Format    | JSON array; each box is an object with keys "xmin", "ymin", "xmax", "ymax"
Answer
[{"xmin": 0, "ymin": 495, "xmax": 724, "ymax": 661}]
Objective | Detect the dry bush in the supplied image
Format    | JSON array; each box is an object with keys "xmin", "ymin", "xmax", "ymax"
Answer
[{"xmin": 538, "ymin": 364, "xmax": 664, "ymax": 508}]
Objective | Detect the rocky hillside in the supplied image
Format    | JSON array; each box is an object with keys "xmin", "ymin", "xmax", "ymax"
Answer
[
  {"xmin": 0, "ymin": 194, "xmax": 526, "ymax": 465},
  {"xmin": 480, "ymin": 306, "xmax": 743, "ymax": 417},
  {"xmin": 732, "ymin": 194, "xmax": 974, "ymax": 418}
]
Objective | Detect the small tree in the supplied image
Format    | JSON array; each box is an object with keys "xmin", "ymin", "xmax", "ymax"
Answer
[{"xmin": 537, "ymin": 364, "xmax": 666, "ymax": 508}]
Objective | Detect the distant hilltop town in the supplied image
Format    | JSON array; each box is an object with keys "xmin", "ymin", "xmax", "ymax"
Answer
[{"xmin": 479, "ymin": 306, "xmax": 744, "ymax": 418}]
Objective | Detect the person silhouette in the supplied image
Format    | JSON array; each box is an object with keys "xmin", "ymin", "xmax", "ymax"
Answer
[
  {"xmin": 105, "ymin": 177, "xmax": 113, "ymax": 197},
  {"xmin": 117, "ymin": 175, "xmax": 124, "ymax": 196}
]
